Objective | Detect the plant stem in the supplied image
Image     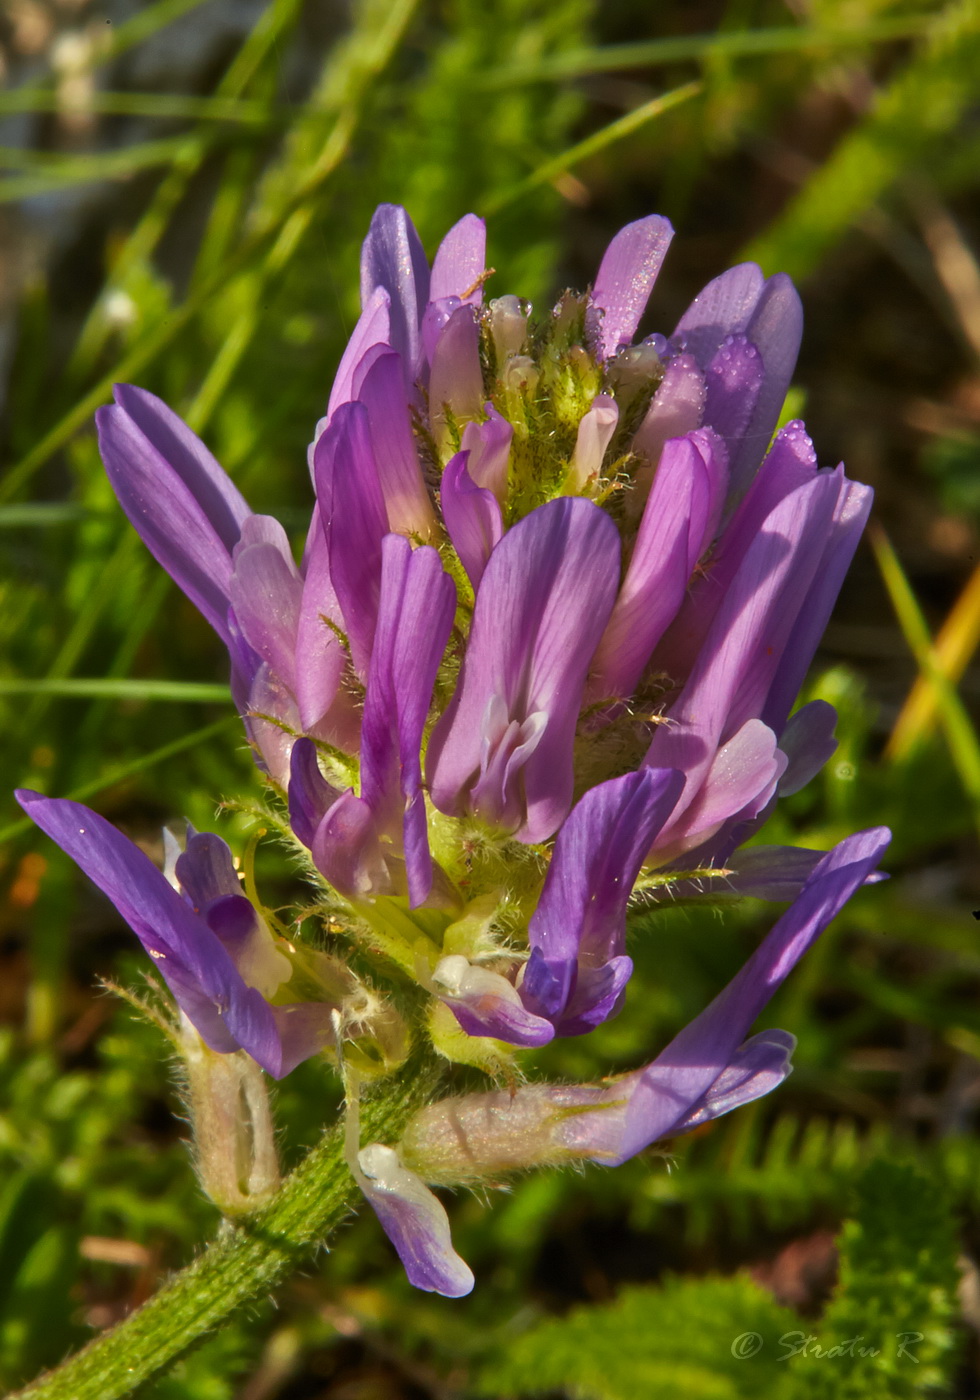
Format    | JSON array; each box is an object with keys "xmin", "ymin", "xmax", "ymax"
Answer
[{"xmin": 11, "ymin": 1071, "xmax": 431, "ymax": 1400}]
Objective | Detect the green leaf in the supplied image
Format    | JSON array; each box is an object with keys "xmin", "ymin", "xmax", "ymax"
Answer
[
  {"xmin": 790, "ymin": 1159, "xmax": 962, "ymax": 1398},
  {"xmin": 475, "ymin": 1275, "xmax": 801, "ymax": 1399}
]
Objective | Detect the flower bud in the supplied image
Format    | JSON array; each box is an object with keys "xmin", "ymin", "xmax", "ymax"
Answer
[
  {"xmin": 487, "ymin": 294, "xmax": 530, "ymax": 363},
  {"xmin": 342, "ymin": 986, "xmax": 411, "ymax": 1079},
  {"xmin": 399, "ymin": 1082, "xmax": 607, "ymax": 1185},
  {"xmin": 182, "ymin": 1020, "xmax": 280, "ymax": 1215}
]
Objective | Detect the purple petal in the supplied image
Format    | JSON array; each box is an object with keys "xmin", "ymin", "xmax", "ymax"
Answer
[
  {"xmin": 651, "ymin": 719, "xmax": 788, "ymax": 861},
  {"xmin": 421, "ymin": 296, "xmax": 461, "ymax": 370},
  {"xmin": 229, "ymin": 541, "xmax": 302, "ymax": 692},
  {"xmin": 359, "ymin": 535, "xmax": 456, "ymax": 906},
  {"xmin": 555, "ymin": 956, "xmax": 634, "ymax": 1036},
  {"xmin": 96, "ymin": 395, "xmax": 244, "ymax": 643},
  {"xmin": 313, "ymin": 401, "xmax": 387, "ymax": 679},
  {"xmin": 673, "ymin": 263, "xmax": 766, "ymax": 366},
  {"xmin": 466, "ymin": 702, "xmax": 548, "ymax": 835},
  {"xmin": 234, "ymin": 513, "xmax": 296, "ymax": 559},
  {"xmin": 460, "ymin": 405, "xmax": 512, "ymax": 503},
  {"xmin": 199, "ymin": 893, "xmax": 293, "ymax": 1002},
  {"xmin": 353, "ymin": 348, "xmax": 438, "ymax": 539},
  {"xmin": 565, "ymin": 394, "xmax": 619, "ymax": 492},
  {"xmin": 356, "ymin": 1143, "xmax": 474, "ymax": 1297},
  {"xmin": 428, "ymin": 304, "xmax": 484, "ymax": 457},
  {"xmin": 565, "ymin": 827, "xmax": 890, "ymax": 1165},
  {"xmin": 712, "ymin": 845, "xmax": 828, "ymax": 901},
  {"xmin": 433, "ymin": 956, "xmax": 555, "ymax": 1048},
  {"xmin": 204, "ymin": 893, "xmax": 258, "ymax": 946},
  {"xmin": 244, "ymin": 662, "xmax": 300, "ymax": 789},
  {"xmin": 703, "ymin": 335, "xmax": 764, "ymax": 460},
  {"xmin": 324, "ymin": 286, "xmax": 392, "ymax": 427},
  {"xmin": 109, "ymin": 384, "xmax": 250, "ymax": 549},
  {"xmin": 777, "ymin": 700, "xmax": 838, "ymax": 795},
  {"xmin": 288, "ymin": 738, "xmax": 339, "ymax": 849},
  {"xmin": 430, "ymin": 213, "xmax": 487, "ymax": 305},
  {"xmin": 648, "ymin": 843, "xmax": 872, "ymax": 905},
  {"xmin": 668, "ymin": 1029, "xmax": 797, "ymax": 1132},
  {"xmin": 440, "ymin": 452, "xmax": 503, "ymax": 589},
  {"xmin": 588, "ymin": 431, "xmax": 721, "ymax": 702},
  {"xmin": 15, "ymin": 792, "xmax": 291, "ymax": 1076},
  {"xmin": 175, "ymin": 831, "xmax": 240, "ymax": 909},
  {"xmin": 629, "ymin": 353, "xmax": 707, "ymax": 517},
  {"xmin": 522, "ymin": 768, "xmax": 684, "ymax": 1026},
  {"xmin": 644, "ymin": 471, "xmax": 841, "ymax": 827},
  {"xmin": 311, "ymin": 789, "xmax": 389, "ymax": 901},
  {"xmin": 427, "ymin": 498, "xmax": 621, "ymax": 843},
  {"xmin": 592, "ymin": 215, "xmax": 674, "ymax": 358},
  {"xmin": 360, "ymin": 205, "xmax": 429, "ymax": 375},
  {"xmin": 761, "ymin": 473, "xmax": 874, "ymax": 735},
  {"xmin": 673, "ymin": 265, "xmax": 803, "ymax": 498},
  {"xmin": 651, "ymin": 419, "xmax": 819, "ymax": 687},
  {"xmin": 733, "ymin": 273, "xmax": 804, "ymax": 497},
  {"xmin": 294, "ymin": 512, "xmax": 348, "ymax": 733},
  {"xmin": 269, "ymin": 1002, "xmax": 337, "ymax": 1078}
]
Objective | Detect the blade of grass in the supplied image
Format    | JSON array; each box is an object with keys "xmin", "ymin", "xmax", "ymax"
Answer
[
  {"xmin": 70, "ymin": 572, "xmax": 171, "ymax": 759},
  {"xmin": 184, "ymin": 0, "xmax": 421, "ymax": 433},
  {"xmin": 478, "ymin": 15, "xmax": 934, "ymax": 86},
  {"xmin": 0, "ymin": 0, "xmax": 420, "ymax": 501},
  {"xmin": 0, "ymin": 679, "xmax": 231, "ymax": 701},
  {"xmin": 0, "ymin": 717, "xmax": 239, "ymax": 847},
  {"xmin": 743, "ymin": 0, "xmax": 980, "ymax": 279},
  {"xmin": 481, "ymin": 80, "xmax": 702, "ymax": 217},
  {"xmin": 887, "ymin": 556, "xmax": 980, "ymax": 762},
  {"xmin": 67, "ymin": 0, "xmax": 304, "ymax": 379},
  {"xmin": 102, "ymin": 0, "xmax": 212, "ymax": 59},
  {"xmin": 870, "ymin": 523, "xmax": 980, "ymax": 838},
  {"xmin": 20, "ymin": 531, "xmax": 142, "ymax": 736},
  {"xmin": 0, "ymin": 92, "xmax": 282, "ymax": 123},
  {"xmin": 0, "ymin": 505, "xmax": 90, "ymax": 526},
  {"xmin": 0, "ymin": 137, "xmax": 220, "ymax": 204}
]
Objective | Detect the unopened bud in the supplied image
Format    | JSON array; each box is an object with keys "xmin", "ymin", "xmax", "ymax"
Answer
[
  {"xmin": 400, "ymin": 1082, "xmax": 611, "ymax": 1185},
  {"xmin": 182, "ymin": 1023, "xmax": 280, "ymax": 1215},
  {"xmin": 499, "ymin": 354, "xmax": 540, "ymax": 396},
  {"xmin": 343, "ymin": 989, "xmax": 411, "ymax": 1079},
  {"xmin": 487, "ymin": 295, "xmax": 530, "ymax": 363},
  {"xmin": 565, "ymin": 393, "xmax": 619, "ymax": 493},
  {"xmin": 604, "ymin": 340, "xmax": 663, "ymax": 415}
]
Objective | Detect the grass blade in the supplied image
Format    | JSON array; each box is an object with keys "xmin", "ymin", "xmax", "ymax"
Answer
[
  {"xmin": 479, "ymin": 16, "xmax": 934, "ymax": 86},
  {"xmin": 0, "ymin": 679, "xmax": 232, "ymax": 702},
  {"xmin": 887, "ymin": 556, "xmax": 980, "ymax": 761},
  {"xmin": 870, "ymin": 523, "xmax": 980, "ymax": 836},
  {"xmin": 743, "ymin": 0, "xmax": 980, "ymax": 279},
  {"xmin": 0, "ymin": 716, "xmax": 238, "ymax": 846},
  {"xmin": 481, "ymin": 81, "xmax": 701, "ymax": 216}
]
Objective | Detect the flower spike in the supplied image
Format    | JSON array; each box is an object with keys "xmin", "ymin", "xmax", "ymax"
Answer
[{"xmin": 22, "ymin": 202, "xmax": 887, "ymax": 1301}]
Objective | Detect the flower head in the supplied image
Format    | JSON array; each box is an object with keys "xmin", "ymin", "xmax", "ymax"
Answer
[{"xmin": 22, "ymin": 204, "xmax": 888, "ymax": 1297}]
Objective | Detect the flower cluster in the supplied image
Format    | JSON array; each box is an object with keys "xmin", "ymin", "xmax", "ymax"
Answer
[{"xmin": 18, "ymin": 205, "xmax": 888, "ymax": 1296}]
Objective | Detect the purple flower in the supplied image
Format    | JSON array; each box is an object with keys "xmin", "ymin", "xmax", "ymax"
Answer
[
  {"xmin": 23, "ymin": 203, "xmax": 889, "ymax": 1297},
  {"xmin": 381, "ymin": 827, "xmax": 888, "ymax": 1294},
  {"xmin": 14, "ymin": 790, "xmax": 338, "ymax": 1077},
  {"xmin": 95, "ymin": 386, "xmax": 357, "ymax": 787}
]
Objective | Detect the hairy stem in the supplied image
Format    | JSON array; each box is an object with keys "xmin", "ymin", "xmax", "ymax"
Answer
[{"xmin": 12, "ymin": 1070, "xmax": 432, "ymax": 1400}]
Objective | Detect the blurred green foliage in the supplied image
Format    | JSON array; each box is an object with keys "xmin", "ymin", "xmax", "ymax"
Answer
[
  {"xmin": 475, "ymin": 1160, "xmax": 961, "ymax": 1399},
  {"xmin": 2, "ymin": 0, "xmax": 980, "ymax": 1394}
]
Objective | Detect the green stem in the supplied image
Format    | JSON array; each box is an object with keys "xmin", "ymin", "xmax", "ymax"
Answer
[{"xmin": 11, "ymin": 1071, "xmax": 432, "ymax": 1400}]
